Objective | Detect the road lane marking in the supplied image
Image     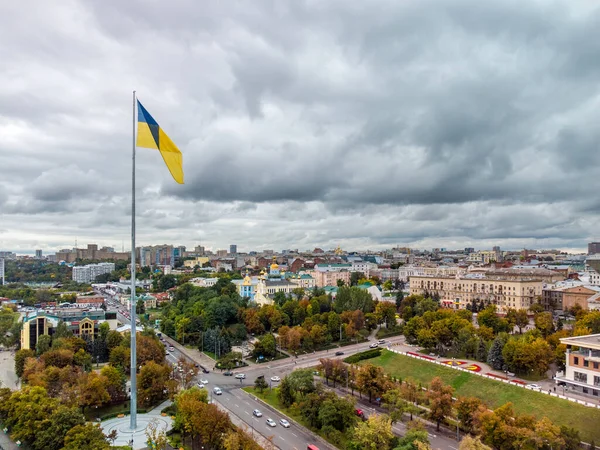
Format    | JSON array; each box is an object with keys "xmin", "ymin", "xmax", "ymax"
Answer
[
  {"xmin": 235, "ymin": 404, "xmax": 239, "ymax": 408},
  {"xmin": 245, "ymin": 411, "xmax": 250, "ymax": 415},
  {"xmin": 291, "ymin": 432, "xmax": 298, "ymax": 437}
]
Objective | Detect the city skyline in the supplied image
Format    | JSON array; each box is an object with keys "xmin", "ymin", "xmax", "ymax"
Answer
[{"xmin": 2, "ymin": 1, "xmax": 600, "ymax": 254}]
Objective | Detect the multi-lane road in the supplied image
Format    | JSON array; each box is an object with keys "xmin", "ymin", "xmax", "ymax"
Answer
[{"xmin": 111, "ymin": 301, "xmax": 459, "ymax": 450}]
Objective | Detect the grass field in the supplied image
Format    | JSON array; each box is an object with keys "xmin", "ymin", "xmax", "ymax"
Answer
[
  {"xmin": 243, "ymin": 387, "xmax": 349, "ymax": 448},
  {"xmin": 362, "ymin": 350, "xmax": 600, "ymax": 442}
]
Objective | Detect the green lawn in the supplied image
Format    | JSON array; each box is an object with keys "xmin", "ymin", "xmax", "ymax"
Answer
[
  {"xmin": 363, "ymin": 350, "xmax": 600, "ymax": 442},
  {"xmin": 243, "ymin": 387, "xmax": 348, "ymax": 449}
]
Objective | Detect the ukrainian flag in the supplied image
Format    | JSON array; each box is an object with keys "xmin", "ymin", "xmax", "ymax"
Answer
[{"xmin": 136, "ymin": 100, "xmax": 184, "ymax": 184}]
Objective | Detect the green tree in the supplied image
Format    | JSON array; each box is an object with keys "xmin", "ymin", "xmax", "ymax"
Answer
[
  {"xmin": 36, "ymin": 334, "xmax": 52, "ymax": 356},
  {"xmin": 100, "ymin": 365, "xmax": 127, "ymax": 403},
  {"xmin": 534, "ymin": 312, "xmax": 555, "ymax": 338},
  {"xmin": 383, "ymin": 387, "xmax": 410, "ymax": 424},
  {"xmin": 1, "ymin": 386, "xmax": 60, "ymax": 446},
  {"xmin": 487, "ymin": 334, "xmax": 508, "ymax": 370},
  {"xmin": 350, "ymin": 413, "xmax": 394, "ymax": 450},
  {"xmin": 35, "ymin": 405, "xmax": 85, "ymax": 450},
  {"xmin": 318, "ymin": 394, "xmax": 357, "ymax": 432},
  {"xmin": 105, "ymin": 330, "xmax": 124, "ymax": 351},
  {"xmin": 138, "ymin": 361, "xmax": 170, "ymax": 408},
  {"xmin": 252, "ymin": 333, "xmax": 277, "ymax": 359},
  {"xmin": 254, "ymin": 376, "xmax": 268, "ymax": 393},
  {"xmin": 109, "ymin": 345, "xmax": 131, "ymax": 373},
  {"xmin": 515, "ymin": 309, "xmax": 529, "ymax": 334},
  {"xmin": 14, "ymin": 348, "xmax": 35, "ymax": 378},
  {"xmin": 394, "ymin": 424, "xmax": 430, "ymax": 450},
  {"xmin": 54, "ymin": 321, "xmax": 72, "ymax": 339},
  {"xmin": 278, "ymin": 376, "xmax": 296, "ymax": 408},
  {"xmin": 73, "ymin": 348, "xmax": 92, "ymax": 371},
  {"xmin": 63, "ymin": 423, "xmax": 109, "ymax": 450}
]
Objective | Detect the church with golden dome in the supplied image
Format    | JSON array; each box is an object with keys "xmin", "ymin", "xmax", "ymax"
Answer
[{"xmin": 232, "ymin": 257, "xmax": 315, "ymax": 305}]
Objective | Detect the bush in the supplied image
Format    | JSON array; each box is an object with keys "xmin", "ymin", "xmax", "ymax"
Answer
[
  {"xmin": 375, "ymin": 327, "xmax": 403, "ymax": 339},
  {"xmin": 344, "ymin": 348, "xmax": 382, "ymax": 364},
  {"xmin": 161, "ymin": 404, "xmax": 177, "ymax": 416}
]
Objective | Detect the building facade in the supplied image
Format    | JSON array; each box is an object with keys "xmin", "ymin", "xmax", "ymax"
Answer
[
  {"xmin": 557, "ymin": 334, "xmax": 600, "ymax": 398},
  {"xmin": 409, "ymin": 275, "xmax": 542, "ymax": 312},
  {"xmin": 20, "ymin": 309, "xmax": 118, "ymax": 350},
  {"xmin": 72, "ymin": 262, "xmax": 115, "ymax": 283}
]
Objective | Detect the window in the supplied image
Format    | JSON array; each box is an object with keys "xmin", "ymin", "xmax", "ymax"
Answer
[
  {"xmin": 584, "ymin": 360, "xmax": 589, "ymax": 367},
  {"xmin": 574, "ymin": 372, "xmax": 588, "ymax": 383},
  {"xmin": 583, "ymin": 387, "xmax": 589, "ymax": 394},
  {"xmin": 574, "ymin": 357, "xmax": 579, "ymax": 365},
  {"xmin": 595, "ymin": 362, "xmax": 599, "ymax": 370},
  {"xmin": 594, "ymin": 376, "xmax": 600, "ymax": 387}
]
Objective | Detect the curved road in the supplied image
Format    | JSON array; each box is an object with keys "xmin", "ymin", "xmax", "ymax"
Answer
[{"xmin": 114, "ymin": 304, "xmax": 459, "ymax": 449}]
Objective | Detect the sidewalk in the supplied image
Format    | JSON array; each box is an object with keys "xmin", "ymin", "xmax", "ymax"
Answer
[{"xmin": 0, "ymin": 430, "xmax": 20, "ymax": 450}]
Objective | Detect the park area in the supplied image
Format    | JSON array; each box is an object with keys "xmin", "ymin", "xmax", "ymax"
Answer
[{"xmin": 360, "ymin": 349, "xmax": 600, "ymax": 442}]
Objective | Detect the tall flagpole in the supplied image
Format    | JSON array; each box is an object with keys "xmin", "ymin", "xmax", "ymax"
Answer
[{"xmin": 130, "ymin": 90, "xmax": 138, "ymax": 430}]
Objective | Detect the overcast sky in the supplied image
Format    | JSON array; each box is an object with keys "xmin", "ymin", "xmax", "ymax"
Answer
[{"xmin": 1, "ymin": 0, "xmax": 599, "ymax": 255}]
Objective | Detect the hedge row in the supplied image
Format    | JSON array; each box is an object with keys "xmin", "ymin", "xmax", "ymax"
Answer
[{"xmin": 344, "ymin": 348, "xmax": 382, "ymax": 364}]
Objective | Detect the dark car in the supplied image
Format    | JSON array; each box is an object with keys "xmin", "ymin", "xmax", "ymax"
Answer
[
  {"xmin": 202, "ymin": 368, "xmax": 210, "ymax": 374},
  {"xmin": 335, "ymin": 351, "xmax": 344, "ymax": 356},
  {"xmin": 223, "ymin": 370, "xmax": 234, "ymax": 376}
]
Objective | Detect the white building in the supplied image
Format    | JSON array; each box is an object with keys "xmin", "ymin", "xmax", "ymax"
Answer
[
  {"xmin": 351, "ymin": 261, "xmax": 378, "ymax": 277},
  {"xmin": 72, "ymin": 262, "xmax": 115, "ymax": 284}
]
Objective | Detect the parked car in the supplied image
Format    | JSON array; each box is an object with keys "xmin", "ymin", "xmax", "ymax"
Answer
[
  {"xmin": 335, "ymin": 351, "xmax": 344, "ymax": 356},
  {"xmin": 223, "ymin": 371, "xmax": 234, "ymax": 376},
  {"xmin": 526, "ymin": 384, "xmax": 541, "ymax": 390},
  {"xmin": 270, "ymin": 376, "xmax": 281, "ymax": 382},
  {"xmin": 253, "ymin": 409, "xmax": 263, "ymax": 417},
  {"xmin": 196, "ymin": 382, "xmax": 205, "ymax": 388},
  {"xmin": 235, "ymin": 373, "xmax": 246, "ymax": 379},
  {"xmin": 202, "ymin": 368, "xmax": 210, "ymax": 374},
  {"xmin": 200, "ymin": 378, "xmax": 208, "ymax": 385},
  {"xmin": 369, "ymin": 343, "xmax": 379, "ymax": 348},
  {"xmin": 213, "ymin": 387, "xmax": 222, "ymax": 395},
  {"xmin": 266, "ymin": 418, "xmax": 277, "ymax": 427},
  {"xmin": 279, "ymin": 419, "xmax": 290, "ymax": 428},
  {"xmin": 378, "ymin": 339, "xmax": 385, "ymax": 344}
]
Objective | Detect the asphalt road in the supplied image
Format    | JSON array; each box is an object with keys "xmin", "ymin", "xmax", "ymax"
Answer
[{"xmin": 112, "ymin": 302, "xmax": 460, "ymax": 449}]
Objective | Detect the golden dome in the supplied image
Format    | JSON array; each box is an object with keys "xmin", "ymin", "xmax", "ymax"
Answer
[{"xmin": 270, "ymin": 262, "xmax": 279, "ymax": 270}]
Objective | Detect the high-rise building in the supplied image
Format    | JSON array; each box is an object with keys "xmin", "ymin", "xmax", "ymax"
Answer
[
  {"xmin": 0, "ymin": 258, "xmax": 4, "ymax": 285},
  {"xmin": 72, "ymin": 262, "xmax": 115, "ymax": 283},
  {"xmin": 216, "ymin": 249, "xmax": 228, "ymax": 257},
  {"xmin": 589, "ymin": 242, "xmax": 600, "ymax": 255},
  {"xmin": 35, "ymin": 249, "xmax": 43, "ymax": 259},
  {"xmin": 229, "ymin": 244, "xmax": 237, "ymax": 255}
]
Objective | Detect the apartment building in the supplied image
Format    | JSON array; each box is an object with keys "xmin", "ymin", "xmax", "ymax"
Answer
[
  {"xmin": 557, "ymin": 334, "xmax": 600, "ymax": 398},
  {"xmin": 398, "ymin": 265, "xmax": 463, "ymax": 282},
  {"xmin": 542, "ymin": 285, "xmax": 599, "ymax": 311},
  {"xmin": 72, "ymin": 262, "xmax": 115, "ymax": 283},
  {"xmin": 409, "ymin": 275, "xmax": 542, "ymax": 312}
]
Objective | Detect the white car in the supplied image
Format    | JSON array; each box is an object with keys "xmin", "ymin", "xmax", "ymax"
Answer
[
  {"xmin": 197, "ymin": 382, "xmax": 205, "ymax": 389},
  {"xmin": 279, "ymin": 419, "xmax": 290, "ymax": 428},
  {"xmin": 200, "ymin": 378, "xmax": 208, "ymax": 385},
  {"xmin": 266, "ymin": 418, "xmax": 277, "ymax": 427},
  {"xmin": 369, "ymin": 343, "xmax": 379, "ymax": 348},
  {"xmin": 253, "ymin": 409, "xmax": 262, "ymax": 417},
  {"xmin": 235, "ymin": 373, "xmax": 246, "ymax": 379},
  {"xmin": 527, "ymin": 384, "xmax": 541, "ymax": 390},
  {"xmin": 270, "ymin": 376, "xmax": 281, "ymax": 382},
  {"xmin": 213, "ymin": 387, "xmax": 222, "ymax": 395}
]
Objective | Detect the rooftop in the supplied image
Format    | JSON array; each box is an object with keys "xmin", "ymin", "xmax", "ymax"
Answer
[{"xmin": 560, "ymin": 333, "xmax": 600, "ymax": 351}]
